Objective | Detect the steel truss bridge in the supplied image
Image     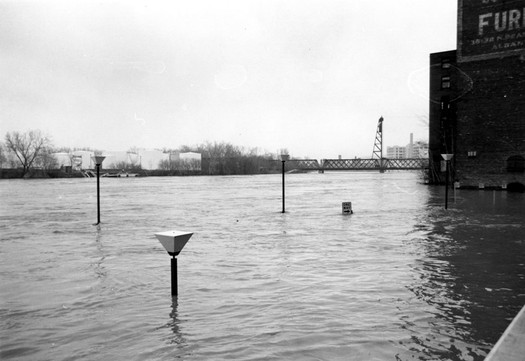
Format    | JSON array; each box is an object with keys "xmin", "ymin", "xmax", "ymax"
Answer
[
  {"xmin": 285, "ymin": 117, "xmax": 429, "ymax": 172},
  {"xmin": 285, "ymin": 158, "xmax": 428, "ymax": 172}
]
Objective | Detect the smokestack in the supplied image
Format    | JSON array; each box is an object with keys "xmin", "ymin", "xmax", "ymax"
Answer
[{"xmin": 409, "ymin": 133, "xmax": 414, "ymax": 158}]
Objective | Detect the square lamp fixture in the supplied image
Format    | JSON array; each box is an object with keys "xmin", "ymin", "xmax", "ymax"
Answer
[
  {"xmin": 91, "ymin": 155, "xmax": 106, "ymax": 165},
  {"xmin": 154, "ymin": 230, "xmax": 193, "ymax": 256}
]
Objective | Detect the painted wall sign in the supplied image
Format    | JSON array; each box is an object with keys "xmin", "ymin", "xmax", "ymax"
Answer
[{"xmin": 458, "ymin": 0, "xmax": 525, "ymax": 62}]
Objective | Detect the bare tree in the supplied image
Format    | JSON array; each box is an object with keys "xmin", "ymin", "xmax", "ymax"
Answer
[
  {"xmin": 4, "ymin": 130, "xmax": 52, "ymax": 177},
  {"xmin": 34, "ymin": 148, "xmax": 58, "ymax": 171},
  {"xmin": 0, "ymin": 142, "xmax": 6, "ymax": 169}
]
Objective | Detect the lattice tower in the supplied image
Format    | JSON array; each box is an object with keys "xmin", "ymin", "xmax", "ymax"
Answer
[{"xmin": 372, "ymin": 116, "xmax": 384, "ymax": 160}]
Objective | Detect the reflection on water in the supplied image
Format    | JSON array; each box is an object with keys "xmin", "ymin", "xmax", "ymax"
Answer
[
  {"xmin": 0, "ymin": 174, "xmax": 523, "ymax": 361},
  {"xmin": 154, "ymin": 299, "xmax": 188, "ymax": 359},
  {"xmin": 93, "ymin": 227, "xmax": 107, "ymax": 280},
  {"xmin": 399, "ymin": 189, "xmax": 525, "ymax": 360},
  {"xmin": 168, "ymin": 300, "xmax": 184, "ymax": 344}
]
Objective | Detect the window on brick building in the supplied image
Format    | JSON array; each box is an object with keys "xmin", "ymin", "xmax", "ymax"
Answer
[
  {"xmin": 441, "ymin": 59, "xmax": 451, "ymax": 69},
  {"xmin": 441, "ymin": 76, "xmax": 451, "ymax": 89},
  {"xmin": 507, "ymin": 155, "xmax": 525, "ymax": 172},
  {"xmin": 440, "ymin": 96, "xmax": 450, "ymax": 110}
]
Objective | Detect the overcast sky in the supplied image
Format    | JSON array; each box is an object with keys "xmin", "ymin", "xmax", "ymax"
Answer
[{"xmin": 0, "ymin": 0, "xmax": 457, "ymax": 158}]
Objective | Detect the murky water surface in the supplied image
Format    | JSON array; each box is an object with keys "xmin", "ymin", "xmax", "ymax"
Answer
[{"xmin": 1, "ymin": 172, "xmax": 524, "ymax": 360}]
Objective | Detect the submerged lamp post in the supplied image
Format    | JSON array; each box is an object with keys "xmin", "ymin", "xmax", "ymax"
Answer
[
  {"xmin": 281, "ymin": 154, "xmax": 290, "ymax": 213},
  {"xmin": 154, "ymin": 230, "xmax": 193, "ymax": 296},
  {"xmin": 441, "ymin": 154, "xmax": 454, "ymax": 209},
  {"xmin": 91, "ymin": 155, "xmax": 106, "ymax": 225}
]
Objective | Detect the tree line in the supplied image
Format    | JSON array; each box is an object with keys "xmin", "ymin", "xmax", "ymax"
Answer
[{"xmin": 1, "ymin": 130, "xmax": 288, "ymax": 178}]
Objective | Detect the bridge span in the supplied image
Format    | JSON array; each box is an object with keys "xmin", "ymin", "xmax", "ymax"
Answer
[
  {"xmin": 285, "ymin": 158, "xmax": 429, "ymax": 172},
  {"xmin": 284, "ymin": 117, "xmax": 429, "ymax": 173}
]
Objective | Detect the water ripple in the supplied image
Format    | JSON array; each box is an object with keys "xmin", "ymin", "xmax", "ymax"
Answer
[{"xmin": 0, "ymin": 174, "xmax": 523, "ymax": 360}]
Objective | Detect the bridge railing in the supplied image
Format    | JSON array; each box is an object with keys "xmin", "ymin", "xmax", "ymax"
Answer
[
  {"xmin": 285, "ymin": 158, "xmax": 428, "ymax": 171},
  {"xmin": 322, "ymin": 158, "xmax": 380, "ymax": 170},
  {"xmin": 285, "ymin": 159, "xmax": 321, "ymax": 170},
  {"xmin": 383, "ymin": 158, "xmax": 429, "ymax": 169}
]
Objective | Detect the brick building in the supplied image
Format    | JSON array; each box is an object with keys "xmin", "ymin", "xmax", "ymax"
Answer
[{"xmin": 429, "ymin": 0, "xmax": 525, "ymax": 190}]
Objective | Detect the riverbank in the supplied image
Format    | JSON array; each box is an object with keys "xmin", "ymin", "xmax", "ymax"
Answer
[
  {"xmin": 0, "ymin": 168, "xmax": 82, "ymax": 179},
  {"xmin": 0, "ymin": 168, "xmax": 204, "ymax": 179},
  {"xmin": 0, "ymin": 168, "xmax": 285, "ymax": 179}
]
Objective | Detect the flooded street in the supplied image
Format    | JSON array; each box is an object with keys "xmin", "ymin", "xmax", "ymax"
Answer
[{"xmin": 1, "ymin": 172, "xmax": 524, "ymax": 360}]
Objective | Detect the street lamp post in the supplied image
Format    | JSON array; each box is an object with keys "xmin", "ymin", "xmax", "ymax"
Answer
[
  {"xmin": 441, "ymin": 154, "xmax": 454, "ymax": 209},
  {"xmin": 154, "ymin": 230, "xmax": 193, "ymax": 296},
  {"xmin": 280, "ymin": 154, "xmax": 289, "ymax": 213},
  {"xmin": 92, "ymin": 155, "xmax": 106, "ymax": 225}
]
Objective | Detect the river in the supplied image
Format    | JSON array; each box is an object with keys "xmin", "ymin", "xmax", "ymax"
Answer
[{"xmin": 1, "ymin": 172, "xmax": 524, "ymax": 360}]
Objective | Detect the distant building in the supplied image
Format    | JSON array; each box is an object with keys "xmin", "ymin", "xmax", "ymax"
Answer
[
  {"xmin": 169, "ymin": 151, "xmax": 202, "ymax": 171},
  {"xmin": 407, "ymin": 133, "xmax": 428, "ymax": 158},
  {"xmin": 412, "ymin": 141, "xmax": 429, "ymax": 159},
  {"xmin": 387, "ymin": 133, "xmax": 428, "ymax": 159},
  {"xmin": 72, "ymin": 151, "xmax": 95, "ymax": 170},
  {"xmin": 52, "ymin": 152, "xmax": 72, "ymax": 168},
  {"xmin": 104, "ymin": 151, "xmax": 131, "ymax": 168},
  {"xmin": 428, "ymin": 0, "xmax": 525, "ymax": 189},
  {"xmin": 50, "ymin": 150, "xmax": 96, "ymax": 170},
  {"xmin": 103, "ymin": 149, "xmax": 200, "ymax": 170},
  {"xmin": 387, "ymin": 146, "xmax": 407, "ymax": 159},
  {"xmin": 139, "ymin": 150, "xmax": 168, "ymax": 170},
  {"xmin": 179, "ymin": 152, "xmax": 201, "ymax": 163},
  {"xmin": 49, "ymin": 149, "xmax": 201, "ymax": 171}
]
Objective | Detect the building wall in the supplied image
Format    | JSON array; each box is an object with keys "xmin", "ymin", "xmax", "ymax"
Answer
[
  {"xmin": 458, "ymin": 0, "xmax": 525, "ymax": 62},
  {"xmin": 72, "ymin": 151, "xmax": 95, "ymax": 170},
  {"xmin": 455, "ymin": 55, "xmax": 525, "ymax": 187},
  {"xmin": 180, "ymin": 152, "xmax": 201, "ymax": 171},
  {"xmin": 428, "ymin": 0, "xmax": 525, "ymax": 188},
  {"xmin": 388, "ymin": 140, "xmax": 429, "ymax": 160},
  {"xmin": 140, "ymin": 150, "xmax": 168, "ymax": 170},
  {"xmin": 455, "ymin": 0, "xmax": 525, "ymax": 188},
  {"xmin": 387, "ymin": 146, "xmax": 407, "ymax": 159},
  {"xmin": 412, "ymin": 141, "xmax": 429, "ymax": 158},
  {"xmin": 428, "ymin": 50, "xmax": 458, "ymax": 183},
  {"xmin": 104, "ymin": 151, "xmax": 130, "ymax": 168}
]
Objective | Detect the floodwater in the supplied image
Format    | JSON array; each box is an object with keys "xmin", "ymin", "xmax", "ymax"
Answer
[{"xmin": 1, "ymin": 172, "xmax": 524, "ymax": 361}]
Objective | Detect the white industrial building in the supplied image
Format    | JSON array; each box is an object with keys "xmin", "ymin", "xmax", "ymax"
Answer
[
  {"xmin": 51, "ymin": 150, "xmax": 96, "ymax": 170},
  {"xmin": 50, "ymin": 149, "xmax": 200, "ymax": 170},
  {"xmin": 386, "ymin": 146, "xmax": 407, "ymax": 159},
  {"xmin": 139, "ymin": 150, "xmax": 169, "ymax": 170},
  {"xmin": 387, "ymin": 133, "xmax": 429, "ymax": 159}
]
